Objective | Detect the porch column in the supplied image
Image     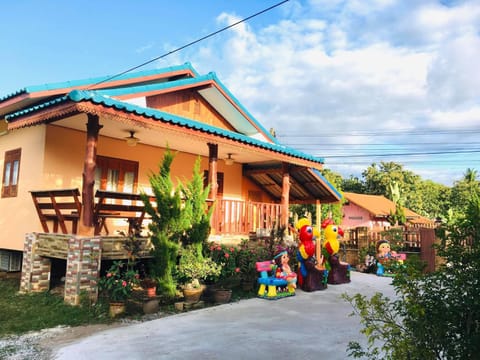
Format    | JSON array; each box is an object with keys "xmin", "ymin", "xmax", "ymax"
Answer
[
  {"xmin": 207, "ymin": 143, "xmax": 218, "ymax": 200},
  {"xmin": 281, "ymin": 163, "xmax": 290, "ymax": 229},
  {"xmin": 81, "ymin": 114, "xmax": 102, "ymax": 232}
]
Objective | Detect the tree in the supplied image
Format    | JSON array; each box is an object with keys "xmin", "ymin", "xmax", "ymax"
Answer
[
  {"xmin": 342, "ymin": 175, "xmax": 365, "ymax": 193},
  {"xmin": 343, "ymin": 194, "xmax": 480, "ymax": 359},
  {"xmin": 450, "ymin": 168, "xmax": 480, "ymax": 217},
  {"xmin": 387, "ymin": 181, "xmax": 406, "ymax": 226},
  {"xmin": 141, "ymin": 148, "xmax": 189, "ymax": 297}
]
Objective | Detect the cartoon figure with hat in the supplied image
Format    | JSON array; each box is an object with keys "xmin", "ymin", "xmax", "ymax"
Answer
[{"xmin": 273, "ymin": 247, "xmax": 297, "ymax": 288}]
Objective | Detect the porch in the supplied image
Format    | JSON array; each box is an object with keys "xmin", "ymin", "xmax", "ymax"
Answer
[{"xmin": 24, "ymin": 189, "xmax": 287, "ymax": 305}]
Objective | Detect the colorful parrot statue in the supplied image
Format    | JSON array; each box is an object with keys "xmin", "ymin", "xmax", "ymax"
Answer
[
  {"xmin": 321, "ymin": 218, "xmax": 344, "ymax": 270},
  {"xmin": 296, "ymin": 224, "xmax": 315, "ymax": 288}
]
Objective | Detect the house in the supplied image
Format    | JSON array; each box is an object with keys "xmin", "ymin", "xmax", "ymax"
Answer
[
  {"xmin": 0, "ymin": 63, "xmax": 341, "ymax": 302},
  {"xmin": 341, "ymin": 192, "xmax": 434, "ymax": 230}
]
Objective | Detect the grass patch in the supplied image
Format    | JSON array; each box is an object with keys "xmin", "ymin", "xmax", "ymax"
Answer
[
  {"xmin": 0, "ymin": 278, "xmax": 110, "ymax": 337},
  {"xmin": 0, "ymin": 277, "xmax": 259, "ymax": 338}
]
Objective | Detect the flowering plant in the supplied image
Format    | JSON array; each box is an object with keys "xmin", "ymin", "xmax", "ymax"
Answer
[
  {"xmin": 207, "ymin": 243, "xmax": 241, "ymax": 287},
  {"xmin": 98, "ymin": 261, "xmax": 140, "ymax": 302},
  {"xmin": 237, "ymin": 242, "xmax": 269, "ymax": 282}
]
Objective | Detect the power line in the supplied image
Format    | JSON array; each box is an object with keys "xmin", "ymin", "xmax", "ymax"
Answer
[
  {"xmin": 322, "ymin": 149, "xmax": 480, "ymax": 158},
  {"xmin": 278, "ymin": 128, "xmax": 480, "ymax": 137},
  {"xmin": 88, "ymin": 0, "xmax": 290, "ymax": 90}
]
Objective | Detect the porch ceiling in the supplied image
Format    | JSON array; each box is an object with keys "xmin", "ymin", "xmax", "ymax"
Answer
[{"xmin": 243, "ymin": 164, "xmax": 341, "ymax": 204}]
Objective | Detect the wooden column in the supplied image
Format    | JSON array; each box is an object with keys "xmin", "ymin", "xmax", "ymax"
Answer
[
  {"xmin": 207, "ymin": 143, "xmax": 218, "ymax": 234},
  {"xmin": 207, "ymin": 143, "xmax": 218, "ymax": 200},
  {"xmin": 281, "ymin": 163, "xmax": 290, "ymax": 228},
  {"xmin": 81, "ymin": 114, "xmax": 102, "ymax": 230}
]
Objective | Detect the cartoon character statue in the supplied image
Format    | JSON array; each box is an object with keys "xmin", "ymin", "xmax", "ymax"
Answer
[
  {"xmin": 295, "ymin": 219, "xmax": 327, "ymax": 292},
  {"xmin": 321, "ymin": 218, "xmax": 351, "ymax": 284},
  {"xmin": 273, "ymin": 248, "xmax": 297, "ymax": 289},
  {"xmin": 376, "ymin": 239, "xmax": 404, "ymax": 276}
]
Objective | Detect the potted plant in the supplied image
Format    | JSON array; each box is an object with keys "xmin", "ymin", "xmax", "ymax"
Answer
[
  {"xmin": 140, "ymin": 277, "xmax": 158, "ymax": 298},
  {"xmin": 177, "ymin": 244, "xmax": 222, "ymax": 303},
  {"xmin": 97, "ymin": 260, "xmax": 140, "ymax": 317}
]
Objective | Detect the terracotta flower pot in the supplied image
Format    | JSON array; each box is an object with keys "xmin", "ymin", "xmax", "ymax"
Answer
[{"xmin": 146, "ymin": 287, "xmax": 157, "ymax": 298}]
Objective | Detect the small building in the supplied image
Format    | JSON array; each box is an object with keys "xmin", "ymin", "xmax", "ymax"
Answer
[
  {"xmin": 340, "ymin": 192, "xmax": 436, "ymax": 269},
  {"xmin": 341, "ymin": 192, "xmax": 433, "ymax": 230}
]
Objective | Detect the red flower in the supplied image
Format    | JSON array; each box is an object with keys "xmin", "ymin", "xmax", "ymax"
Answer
[
  {"xmin": 106, "ymin": 273, "xmax": 112, "ymax": 278},
  {"xmin": 224, "ymin": 253, "xmax": 230, "ymax": 259},
  {"xmin": 122, "ymin": 280, "xmax": 127, "ymax": 287}
]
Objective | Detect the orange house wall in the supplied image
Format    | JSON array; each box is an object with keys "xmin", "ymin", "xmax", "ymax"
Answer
[
  {"xmin": 44, "ymin": 124, "xmax": 251, "ymax": 200},
  {"xmin": 0, "ymin": 126, "xmax": 47, "ymax": 250}
]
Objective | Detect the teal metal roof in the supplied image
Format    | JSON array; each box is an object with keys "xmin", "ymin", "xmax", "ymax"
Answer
[
  {"xmin": 6, "ymin": 89, "xmax": 324, "ymax": 164},
  {"xmin": 0, "ymin": 63, "xmax": 199, "ymax": 103},
  {"xmin": 311, "ymin": 168, "xmax": 343, "ymax": 200}
]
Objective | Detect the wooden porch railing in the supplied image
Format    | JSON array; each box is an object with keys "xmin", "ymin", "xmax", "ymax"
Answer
[
  {"xmin": 209, "ymin": 199, "xmax": 282, "ymax": 235},
  {"xmin": 30, "ymin": 188, "xmax": 282, "ymax": 237}
]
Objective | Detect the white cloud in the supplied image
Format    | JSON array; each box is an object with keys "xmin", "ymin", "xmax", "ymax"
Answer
[{"xmin": 189, "ymin": 0, "xmax": 480, "ymax": 186}]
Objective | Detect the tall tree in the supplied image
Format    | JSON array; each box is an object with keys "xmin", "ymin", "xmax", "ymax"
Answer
[{"xmin": 141, "ymin": 148, "xmax": 189, "ymax": 297}]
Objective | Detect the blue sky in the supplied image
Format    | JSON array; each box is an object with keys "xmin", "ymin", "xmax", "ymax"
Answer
[{"xmin": 1, "ymin": 0, "xmax": 479, "ymax": 186}]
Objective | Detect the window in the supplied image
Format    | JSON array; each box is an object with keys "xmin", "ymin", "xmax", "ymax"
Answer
[
  {"xmin": 2, "ymin": 148, "xmax": 21, "ymax": 198},
  {"xmin": 94, "ymin": 155, "xmax": 139, "ymax": 193}
]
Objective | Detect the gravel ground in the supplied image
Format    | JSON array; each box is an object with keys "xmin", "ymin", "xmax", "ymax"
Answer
[{"xmin": 0, "ymin": 312, "xmax": 176, "ymax": 359}]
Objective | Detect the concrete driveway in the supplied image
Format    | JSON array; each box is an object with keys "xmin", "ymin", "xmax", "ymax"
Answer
[{"xmin": 52, "ymin": 272, "xmax": 396, "ymax": 360}]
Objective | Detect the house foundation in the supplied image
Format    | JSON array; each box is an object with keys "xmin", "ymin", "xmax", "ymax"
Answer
[
  {"xmin": 20, "ymin": 233, "xmax": 102, "ymax": 305},
  {"xmin": 20, "ymin": 233, "xmax": 152, "ymax": 305}
]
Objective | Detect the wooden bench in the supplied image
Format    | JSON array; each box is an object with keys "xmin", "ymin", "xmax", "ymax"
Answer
[
  {"xmin": 94, "ymin": 190, "xmax": 155, "ymax": 236},
  {"xmin": 30, "ymin": 188, "xmax": 82, "ymax": 234}
]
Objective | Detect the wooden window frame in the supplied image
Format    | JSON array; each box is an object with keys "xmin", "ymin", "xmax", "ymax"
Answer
[
  {"xmin": 95, "ymin": 155, "xmax": 139, "ymax": 193},
  {"xmin": 2, "ymin": 148, "xmax": 21, "ymax": 198}
]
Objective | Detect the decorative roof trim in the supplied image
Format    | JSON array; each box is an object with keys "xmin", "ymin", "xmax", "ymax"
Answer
[
  {"xmin": 0, "ymin": 62, "xmax": 199, "ymax": 103},
  {"xmin": 310, "ymin": 168, "xmax": 343, "ymax": 201},
  {"xmin": 7, "ymin": 89, "xmax": 325, "ymax": 165}
]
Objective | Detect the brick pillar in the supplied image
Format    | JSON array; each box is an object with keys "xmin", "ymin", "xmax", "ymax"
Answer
[
  {"xmin": 20, "ymin": 233, "xmax": 51, "ymax": 293},
  {"xmin": 64, "ymin": 236, "xmax": 102, "ymax": 305}
]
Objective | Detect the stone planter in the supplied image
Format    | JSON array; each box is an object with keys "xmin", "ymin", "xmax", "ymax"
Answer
[
  {"xmin": 183, "ymin": 287, "xmax": 203, "ymax": 303},
  {"xmin": 109, "ymin": 302, "xmax": 126, "ymax": 318},
  {"xmin": 212, "ymin": 289, "xmax": 232, "ymax": 304}
]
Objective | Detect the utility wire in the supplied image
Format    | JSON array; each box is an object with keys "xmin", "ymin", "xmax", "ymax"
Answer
[
  {"xmin": 88, "ymin": 0, "xmax": 290, "ymax": 89},
  {"xmin": 278, "ymin": 128, "xmax": 480, "ymax": 137},
  {"xmin": 322, "ymin": 149, "xmax": 480, "ymax": 159}
]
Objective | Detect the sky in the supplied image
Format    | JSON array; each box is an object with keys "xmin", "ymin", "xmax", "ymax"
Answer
[{"xmin": 1, "ymin": 0, "xmax": 479, "ymax": 186}]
